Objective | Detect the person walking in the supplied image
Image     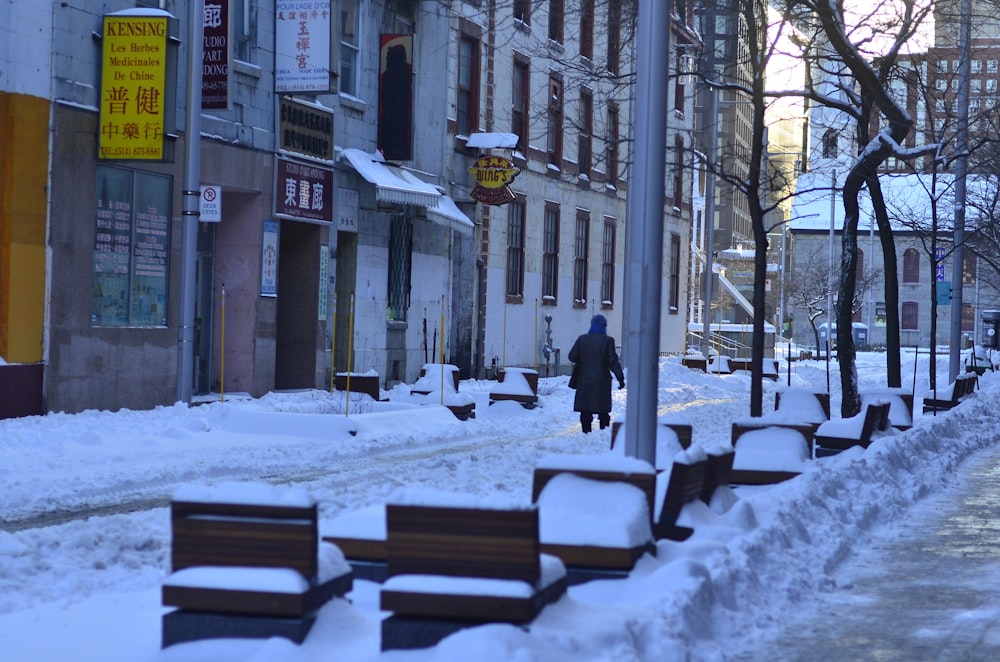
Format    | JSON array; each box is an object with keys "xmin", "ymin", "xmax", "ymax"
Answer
[{"xmin": 568, "ymin": 314, "xmax": 625, "ymax": 433}]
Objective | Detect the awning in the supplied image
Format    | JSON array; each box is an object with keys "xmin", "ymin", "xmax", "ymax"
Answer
[
  {"xmin": 465, "ymin": 132, "xmax": 519, "ymax": 150},
  {"xmin": 427, "ymin": 194, "xmax": 475, "ymax": 235},
  {"xmin": 340, "ymin": 148, "xmax": 440, "ymax": 207}
]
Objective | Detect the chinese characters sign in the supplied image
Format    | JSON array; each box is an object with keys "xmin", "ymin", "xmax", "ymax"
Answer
[
  {"xmin": 203, "ymin": 1, "xmax": 230, "ymax": 110},
  {"xmin": 274, "ymin": 157, "xmax": 334, "ymax": 222},
  {"xmin": 261, "ymin": 220, "xmax": 279, "ymax": 297},
  {"xmin": 93, "ymin": 166, "xmax": 171, "ymax": 327},
  {"xmin": 278, "ymin": 96, "xmax": 333, "ymax": 161},
  {"xmin": 275, "ymin": 1, "xmax": 332, "ymax": 93},
  {"xmin": 99, "ymin": 15, "xmax": 168, "ymax": 160}
]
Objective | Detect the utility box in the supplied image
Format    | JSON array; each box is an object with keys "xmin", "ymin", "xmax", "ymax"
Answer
[{"xmin": 982, "ymin": 310, "xmax": 1000, "ymax": 348}]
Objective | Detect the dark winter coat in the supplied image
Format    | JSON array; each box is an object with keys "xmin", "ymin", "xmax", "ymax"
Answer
[{"xmin": 568, "ymin": 332, "xmax": 624, "ymax": 414}]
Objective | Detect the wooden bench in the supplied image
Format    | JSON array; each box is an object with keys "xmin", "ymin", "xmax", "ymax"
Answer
[
  {"xmin": 681, "ymin": 356, "xmax": 708, "ymax": 372},
  {"xmin": 610, "ymin": 420, "xmax": 693, "ymax": 453},
  {"xmin": 161, "ymin": 485, "xmax": 353, "ymax": 647},
  {"xmin": 410, "ymin": 363, "xmax": 461, "ymax": 395},
  {"xmin": 730, "ymin": 424, "xmax": 812, "ymax": 484},
  {"xmin": 532, "ymin": 457, "xmax": 656, "ymax": 583},
  {"xmin": 774, "ymin": 389, "xmax": 831, "ymax": 424},
  {"xmin": 731, "ymin": 420, "xmax": 817, "ymax": 458},
  {"xmin": 335, "ymin": 372, "xmax": 381, "ymax": 401},
  {"xmin": 862, "ymin": 390, "xmax": 914, "ymax": 430},
  {"xmin": 653, "ymin": 451, "xmax": 707, "ymax": 541},
  {"xmin": 813, "ymin": 401, "xmax": 892, "ymax": 457},
  {"xmin": 922, "ymin": 373, "xmax": 977, "ymax": 414},
  {"xmin": 730, "ymin": 358, "xmax": 780, "ymax": 380},
  {"xmin": 379, "ymin": 501, "xmax": 566, "ymax": 650},
  {"xmin": 489, "ymin": 367, "xmax": 539, "ymax": 408}
]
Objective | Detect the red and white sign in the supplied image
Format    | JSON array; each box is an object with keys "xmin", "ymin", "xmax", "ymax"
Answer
[{"xmin": 199, "ymin": 185, "xmax": 222, "ymax": 222}]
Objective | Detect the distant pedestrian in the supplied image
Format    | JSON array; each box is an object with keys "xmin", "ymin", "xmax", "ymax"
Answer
[{"xmin": 568, "ymin": 314, "xmax": 625, "ymax": 433}]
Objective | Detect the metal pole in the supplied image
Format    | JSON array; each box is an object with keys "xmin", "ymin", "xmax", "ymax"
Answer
[
  {"xmin": 700, "ymin": 81, "xmax": 720, "ymax": 359},
  {"xmin": 176, "ymin": 0, "xmax": 204, "ymax": 404},
  {"xmin": 622, "ymin": 0, "xmax": 671, "ymax": 466},
  {"xmin": 950, "ymin": 0, "xmax": 972, "ymax": 381},
  {"xmin": 827, "ymin": 169, "xmax": 836, "ymax": 391}
]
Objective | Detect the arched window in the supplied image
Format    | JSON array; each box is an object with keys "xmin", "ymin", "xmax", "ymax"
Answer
[
  {"xmin": 822, "ymin": 128, "xmax": 838, "ymax": 159},
  {"xmin": 902, "ymin": 248, "xmax": 920, "ymax": 283}
]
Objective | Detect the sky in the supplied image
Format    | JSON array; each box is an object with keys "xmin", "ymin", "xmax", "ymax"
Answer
[{"xmin": 0, "ymin": 349, "xmax": 996, "ymax": 661}]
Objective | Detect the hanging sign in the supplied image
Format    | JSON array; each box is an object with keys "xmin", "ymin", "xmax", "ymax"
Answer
[
  {"xmin": 200, "ymin": 185, "xmax": 222, "ymax": 222},
  {"xmin": 468, "ymin": 155, "xmax": 520, "ymax": 205}
]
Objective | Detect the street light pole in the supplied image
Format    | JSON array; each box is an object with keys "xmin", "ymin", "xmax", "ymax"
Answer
[
  {"xmin": 176, "ymin": 0, "xmax": 204, "ymax": 403},
  {"xmin": 700, "ymin": 77, "xmax": 720, "ymax": 359},
  {"xmin": 949, "ymin": 0, "xmax": 972, "ymax": 380}
]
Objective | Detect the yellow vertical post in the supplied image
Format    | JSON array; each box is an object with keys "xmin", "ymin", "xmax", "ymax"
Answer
[
  {"xmin": 329, "ymin": 292, "xmax": 337, "ymax": 393},
  {"xmin": 220, "ymin": 284, "xmax": 225, "ymax": 403},
  {"xmin": 346, "ymin": 292, "xmax": 355, "ymax": 416},
  {"xmin": 440, "ymin": 294, "xmax": 446, "ymax": 405}
]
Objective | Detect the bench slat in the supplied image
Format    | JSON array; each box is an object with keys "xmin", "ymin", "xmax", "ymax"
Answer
[{"xmin": 386, "ymin": 505, "xmax": 540, "ymax": 582}]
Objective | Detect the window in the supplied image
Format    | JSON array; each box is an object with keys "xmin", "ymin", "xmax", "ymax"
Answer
[
  {"xmin": 548, "ymin": 0, "xmax": 564, "ymax": 44},
  {"xmin": 339, "ymin": 0, "xmax": 360, "ymax": 96},
  {"xmin": 513, "ymin": 0, "xmax": 530, "ymax": 24},
  {"xmin": 580, "ymin": 0, "xmax": 594, "ymax": 60},
  {"xmin": 606, "ymin": 104, "xmax": 619, "ymax": 184},
  {"xmin": 601, "ymin": 217, "xmax": 616, "ymax": 305},
  {"xmin": 822, "ymin": 128, "xmax": 838, "ymax": 159},
  {"xmin": 672, "ymin": 136, "xmax": 684, "ymax": 205},
  {"xmin": 972, "ymin": 78, "xmax": 982, "ymax": 94},
  {"xmin": 674, "ymin": 51, "xmax": 686, "ymax": 112},
  {"xmin": 607, "ymin": 1, "xmax": 621, "ymax": 74},
  {"xmin": 937, "ymin": 60, "xmax": 948, "ymax": 73},
  {"xmin": 972, "ymin": 60, "xmax": 982, "ymax": 74},
  {"xmin": 512, "ymin": 56, "xmax": 530, "ymax": 152},
  {"xmin": 232, "ymin": 0, "xmax": 255, "ymax": 63},
  {"xmin": 543, "ymin": 203, "xmax": 560, "ymax": 301},
  {"xmin": 578, "ymin": 88, "xmax": 593, "ymax": 177},
  {"xmin": 387, "ymin": 214, "xmax": 412, "ymax": 321},
  {"xmin": 93, "ymin": 166, "xmax": 172, "ymax": 327},
  {"xmin": 902, "ymin": 301, "xmax": 919, "ymax": 330},
  {"xmin": 574, "ymin": 210, "xmax": 590, "ymax": 303},
  {"xmin": 936, "ymin": 78, "xmax": 948, "ymax": 92},
  {"xmin": 669, "ymin": 234, "xmax": 681, "ymax": 312},
  {"xmin": 506, "ymin": 199, "xmax": 526, "ymax": 299},
  {"xmin": 962, "ymin": 303, "xmax": 976, "ymax": 332},
  {"xmin": 457, "ymin": 35, "xmax": 480, "ymax": 136},
  {"xmin": 988, "ymin": 59, "xmax": 998, "ymax": 73},
  {"xmin": 547, "ymin": 74, "xmax": 564, "ymax": 166},
  {"xmin": 987, "ymin": 79, "xmax": 997, "ymax": 94},
  {"xmin": 964, "ymin": 251, "xmax": 977, "ymax": 285},
  {"xmin": 903, "ymin": 248, "xmax": 920, "ymax": 283}
]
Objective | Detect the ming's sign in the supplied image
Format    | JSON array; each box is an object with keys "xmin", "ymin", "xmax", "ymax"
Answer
[{"xmin": 468, "ymin": 156, "xmax": 520, "ymax": 205}]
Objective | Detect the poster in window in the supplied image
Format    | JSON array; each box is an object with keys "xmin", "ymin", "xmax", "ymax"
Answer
[
  {"xmin": 92, "ymin": 166, "xmax": 171, "ymax": 327},
  {"xmin": 261, "ymin": 220, "xmax": 279, "ymax": 297},
  {"xmin": 378, "ymin": 34, "xmax": 413, "ymax": 161}
]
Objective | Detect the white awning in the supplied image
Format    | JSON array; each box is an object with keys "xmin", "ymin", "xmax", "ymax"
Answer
[
  {"xmin": 340, "ymin": 148, "xmax": 441, "ymax": 207},
  {"xmin": 465, "ymin": 132, "xmax": 519, "ymax": 149},
  {"xmin": 427, "ymin": 194, "xmax": 475, "ymax": 235}
]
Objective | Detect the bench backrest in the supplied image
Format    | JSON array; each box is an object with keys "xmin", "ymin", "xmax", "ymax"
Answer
[
  {"xmin": 859, "ymin": 401, "xmax": 891, "ymax": 440},
  {"xmin": 658, "ymin": 459, "xmax": 707, "ymax": 525},
  {"xmin": 170, "ymin": 500, "xmax": 318, "ymax": 578},
  {"xmin": 731, "ymin": 421, "xmax": 816, "ymax": 446},
  {"xmin": 532, "ymin": 468, "xmax": 656, "ymax": 523},
  {"xmin": 701, "ymin": 449, "xmax": 735, "ymax": 503},
  {"xmin": 385, "ymin": 504, "xmax": 540, "ymax": 583}
]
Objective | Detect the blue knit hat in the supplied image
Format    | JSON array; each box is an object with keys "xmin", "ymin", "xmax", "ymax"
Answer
[{"xmin": 589, "ymin": 314, "xmax": 607, "ymax": 333}]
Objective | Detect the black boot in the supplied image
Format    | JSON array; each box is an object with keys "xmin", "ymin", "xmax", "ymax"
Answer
[{"xmin": 580, "ymin": 412, "xmax": 593, "ymax": 433}]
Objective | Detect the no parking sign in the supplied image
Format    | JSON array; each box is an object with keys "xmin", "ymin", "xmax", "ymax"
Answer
[{"xmin": 200, "ymin": 185, "xmax": 222, "ymax": 222}]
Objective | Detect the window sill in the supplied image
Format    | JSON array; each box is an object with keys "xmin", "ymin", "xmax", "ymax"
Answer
[
  {"xmin": 339, "ymin": 93, "xmax": 367, "ymax": 114},
  {"xmin": 505, "ymin": 294, "xmax": 524, "ymax": 305}
]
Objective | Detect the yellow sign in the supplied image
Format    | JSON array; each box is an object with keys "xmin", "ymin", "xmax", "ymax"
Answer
[
  {"xmin": 468, "ymin": 156, "xmax": 520, "ymax": 205},
  {"xmin": 99, "ymin": 15, "xmax": 168, "ymax": 160}
]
